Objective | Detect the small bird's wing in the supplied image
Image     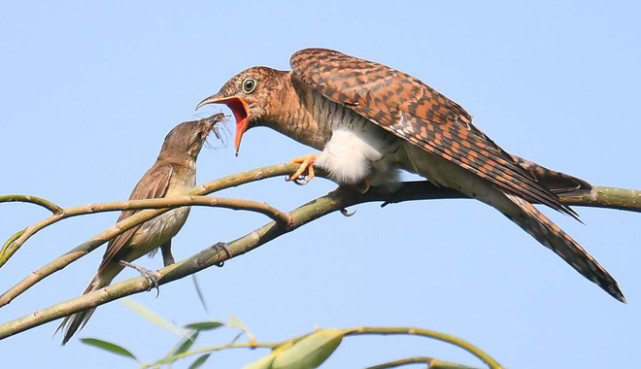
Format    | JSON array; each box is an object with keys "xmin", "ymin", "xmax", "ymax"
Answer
[
  {"xmin": 290, "ymin": 48, "xmax": 577, "ymax": 218},
  {"xmin": 98, "ymin": 163, "xmax": 174, "ymax": 272}
]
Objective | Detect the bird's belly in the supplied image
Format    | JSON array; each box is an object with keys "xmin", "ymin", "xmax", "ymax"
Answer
[
  {"xmin": 128, "ymin": 206, "xmax": 191, "ymax": 256},
  {"xmin": 315, "ymin": 116, "xmax": 403, "ymax": 187}
]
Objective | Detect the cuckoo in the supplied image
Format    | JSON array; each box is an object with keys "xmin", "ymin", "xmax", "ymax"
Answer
[
  {"xmin": 196, "ymin": 48, "xmax": 623, "ymax": 302},
  {"xmin": 57, "ymin": 114, "xmax": 224, "ymax": 344}
]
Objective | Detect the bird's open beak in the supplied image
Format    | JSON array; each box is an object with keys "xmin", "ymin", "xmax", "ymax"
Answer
[{"xmin": 196, "ymin": 94, "xmax": 249, "ymax": 156}]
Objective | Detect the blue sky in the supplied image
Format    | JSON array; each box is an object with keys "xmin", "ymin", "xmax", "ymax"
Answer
[{"xmin": 1, "ymin": 1, "xmax": 639, "ymax": 367}]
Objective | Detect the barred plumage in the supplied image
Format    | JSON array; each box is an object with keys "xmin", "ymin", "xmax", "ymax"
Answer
[{"xmin": 197, "ymin": 49, "xmax": 624, "ymax": 302}]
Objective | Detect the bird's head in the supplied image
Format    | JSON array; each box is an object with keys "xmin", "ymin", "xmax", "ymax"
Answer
[
  {"xmin": 196, "ymin": 66, "xmax": 287, "ymax": 156},
  {"xmin": 160, "ymin": 113, "xmax": 224, "ymax": 162}
]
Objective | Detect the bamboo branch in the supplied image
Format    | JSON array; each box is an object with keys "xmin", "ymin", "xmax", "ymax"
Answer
[
  {"xmin": 0, "ymin": 187, "xmax": 346, "ymax": 339},
  {"xmin": 0, "ymin": 163, "xmax": 638, "ymax": 340},
  {"xmin": 0, "ymin": 163, "xmax": 304, "ymax": 307}
]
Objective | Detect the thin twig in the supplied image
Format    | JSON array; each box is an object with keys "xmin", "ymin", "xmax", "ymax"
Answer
[
  {"xmin": 146, "ymin": 327, "xmax": 489, "ymax": 369},
  {"xmin": 141, "ymin": 341, "xmax": 280, "ymax": 368},
  {"xmin": 0, "ymin": 187, "xmax": 349, "ymax": 339},
  {"xmin": 365, "ymin": 356, "xmax": 479, "ymax": 369},
  {"xmin": 0, "ymin": 196, "xmax": 290, "ymax": 268},
  {"xmin": 348, "ymin": 327, "xmax": 501, "ymax": 369},
  {"xmin": 0, "ymin": 163, "xmax": 304, "ymax": 307},
  {"xmin": 0, "ymin": 194, "xmax": 63, "ymax": 214}
]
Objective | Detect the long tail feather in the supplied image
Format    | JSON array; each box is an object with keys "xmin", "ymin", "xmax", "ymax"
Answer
[
  {"xmin": 502, "ymin": 193, "xmax": 624, "ymax": 302},
  {"xmin": 56, "ymin": 273, "xmax": 110, "ymax": 344}
]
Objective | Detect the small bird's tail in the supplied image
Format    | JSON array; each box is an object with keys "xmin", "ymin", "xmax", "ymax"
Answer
[
  {"xmin": 501, "ymin": 193, "xmax": 625, "ymax": 302},
  {"xmin": 56, "ymin": 272, "xmax": 113, "ymax": 344}
]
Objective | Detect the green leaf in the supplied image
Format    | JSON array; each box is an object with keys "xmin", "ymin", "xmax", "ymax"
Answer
[
  {"xmin": 154, "ymin": 331, "xmax": 200, "ymax": 367},
  {"xmin": 80, "ymin": 338, "xmax": 138, "ymax": 362},
  {"xmin": 271, "ymin": 329, "xmax": 345, "ymax": 369},
  {"xmin": 188, "ymin": 354, "xmax": 212, "ymax": 369},
  {"xmin": 121, "ymin": 297, "xmax": 189, "ymax": 337},
  {"xmin": 170, "ymin": 330, "xmax": 200, "ymax": 357},
  {"xmin": 184, "ymin": 321, "xmax": 224, "ymax": 331},
  {"xmin": 191, "ymin": 274, "xmax": 209, "ymax": 313},
  {"xmin": 227, "ymin": 315, "xmax": 248, "ymax": 331},
  {"xmin": 228, "ymin": 315, "xmax": 256, "ymax": 343}
]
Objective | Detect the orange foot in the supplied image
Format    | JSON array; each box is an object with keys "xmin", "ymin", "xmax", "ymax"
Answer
[{"xmin": 288, "ymin": 154, "xmax": 318, "ymax": 185}]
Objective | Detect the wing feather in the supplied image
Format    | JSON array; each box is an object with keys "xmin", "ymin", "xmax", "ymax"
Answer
[
  {"xmin": 98, "ymin": 163, "xmax": 173, "ymax": 272},
  {"xmin": 291, "ymin": 48, "xmax": 577, "ymax": 218}
]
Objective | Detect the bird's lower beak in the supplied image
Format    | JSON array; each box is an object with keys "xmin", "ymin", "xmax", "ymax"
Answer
[{"xmin": 196, "ymin": 95, "xmax": 249, "ymax": 156}]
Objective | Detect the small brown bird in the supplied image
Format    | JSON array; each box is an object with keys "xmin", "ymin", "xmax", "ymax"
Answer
[
  {"xmin": 196, "ymin": 48, "xmax": 624, "ymax": 302},
  {"xmin": 57, "ymin": 114, "xmax": 224, "ymax": 344}
]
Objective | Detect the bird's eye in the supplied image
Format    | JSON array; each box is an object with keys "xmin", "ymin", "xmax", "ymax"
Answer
[{"xmin": 242, "ymin": 78, "xmax": 257, "ymax": 94}]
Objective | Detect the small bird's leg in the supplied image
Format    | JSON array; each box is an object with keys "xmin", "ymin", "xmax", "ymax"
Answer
[
  {"xmin": 288, "ymin": 154, "xmax": 318, "ymax": 184},
  {"xmin": 160, "ymin": 241, "xmax": 175, "ymax": 267},
  {"xmin": 119, "ymin": 260, "xmax": 161, "ymax": 297}
]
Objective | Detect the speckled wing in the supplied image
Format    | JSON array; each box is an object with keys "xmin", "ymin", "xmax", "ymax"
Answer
[
  {"xmin": 290, "ymin": 48, "xmax": 577, "ymax": 218},
  {"xmin": 99, "ymin": 163, "xmax": 173, "ymax": 272},
  {"xmin": 509, "ymin": 155, "xmax": 592, "ymax": 195}
]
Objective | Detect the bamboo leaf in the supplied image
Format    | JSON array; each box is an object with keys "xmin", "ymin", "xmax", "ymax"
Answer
[
  {"xmin": 228, "ymin": 315, "xmax": 256, "ymax": 343},
  {"xmin": 121, "ymin": 297, "xmax": 188, "ymax": 337},
  {"xmin": 184, "ymin": 321, "xmax": 224, "ymax": 331},
  {"xmin": 80, "ymin": 338, "xmax": 138, "ymax": 361},
  {"xmin": 169, "ymin": 330, "xmax": 199, "ymax": 357},
  {"xmin": 188, "ymin": 354, "xmax": 211, "ymax": 369}
]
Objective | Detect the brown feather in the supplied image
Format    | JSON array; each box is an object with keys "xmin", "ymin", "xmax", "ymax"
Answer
[
  {"xmin": 290, "ymin": 48, "xmax": 578, "ymax": 219},
  {"xmin": 98, "ymin": 163, "xmax": 173, "ymax": 273}
]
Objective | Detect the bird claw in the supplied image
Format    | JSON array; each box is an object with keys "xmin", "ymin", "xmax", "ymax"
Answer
[
  {"xmin": 119, "ymin": 260, "xmax": 161, "ymax": 297},
  {"xmin": 340, "ymin": 208, "xmax": 356, "ymax": 217},
  {"xmin": 292, "ymin": 176, "xmax": 311, "ymax": 185},
  {"xmin": 287, "ymin": 154, "xmax": 317, "ymax": 184}
]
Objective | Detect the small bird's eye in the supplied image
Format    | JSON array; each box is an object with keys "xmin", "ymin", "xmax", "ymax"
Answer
[{"xmin": 242, "ymin": 78, "xmax": 257, "ymax": 94}]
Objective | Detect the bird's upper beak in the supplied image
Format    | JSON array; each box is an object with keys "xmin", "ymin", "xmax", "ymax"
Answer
[{"xmin": 196, "ymin": 94, "xmax": 249, "ymax": 156}]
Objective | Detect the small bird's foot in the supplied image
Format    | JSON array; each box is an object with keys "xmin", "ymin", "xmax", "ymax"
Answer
[
  {"xmin": 119, "ymin": 260, "xmax": 161, "ymax": 297},
  {"xmin": 288, "ymin": 154, "xmax": 318, "ymax": 185},
  {"xmin": 212, "ymin": 242, "xmax": 232, "ymax": 267}
]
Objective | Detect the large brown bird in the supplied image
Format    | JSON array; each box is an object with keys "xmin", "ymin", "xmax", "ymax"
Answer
[
  {"xmin": 57, "ymin": 114, "xmax": 223, "ymax": 344},
  {"xmin": 197, "ymin": 48, "xmax": 623, "ymax": 302}
]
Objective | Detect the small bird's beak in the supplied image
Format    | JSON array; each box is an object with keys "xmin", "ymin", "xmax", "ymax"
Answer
[{"xmin": 196, "ymin": 94, "xmax": 249, "ymax": 156}]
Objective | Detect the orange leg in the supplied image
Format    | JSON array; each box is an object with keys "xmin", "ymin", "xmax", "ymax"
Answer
[{"xmin": 288, "ymin": 154, "xmax": 318, "ymax": 184}]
